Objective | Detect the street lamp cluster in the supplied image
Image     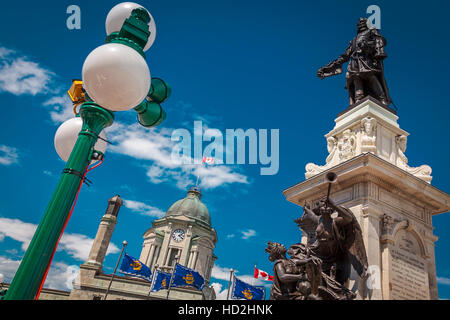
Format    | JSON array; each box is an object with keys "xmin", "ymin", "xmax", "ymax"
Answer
[{"xmin": 4, "ymin": 2, "xmax": 170, "ymax": 300}]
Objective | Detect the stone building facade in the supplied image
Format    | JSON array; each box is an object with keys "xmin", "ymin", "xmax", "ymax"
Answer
[{"xmin": 36, "ymin": 187, "xmax": 217, "ymax": 300}]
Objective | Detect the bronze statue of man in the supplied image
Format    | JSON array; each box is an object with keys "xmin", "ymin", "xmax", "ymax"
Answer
[{"xmin": 317, "ymin": 18, "xmax": 391, "ymax": 106}]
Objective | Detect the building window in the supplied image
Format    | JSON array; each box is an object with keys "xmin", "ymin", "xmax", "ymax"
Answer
[{"xmin": 167, "ymin": 248, "xmax": 180, "ymax": 266}]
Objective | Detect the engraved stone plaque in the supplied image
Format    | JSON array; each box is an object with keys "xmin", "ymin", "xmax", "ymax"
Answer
[{"xmin": 388, "ymin": 229, "xmax": 430, "ymax": 300}]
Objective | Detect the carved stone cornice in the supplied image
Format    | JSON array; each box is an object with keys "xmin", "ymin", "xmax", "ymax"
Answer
[{"xmin": 285, "ymin": 153, "xmax": 450, "ymax": 216}]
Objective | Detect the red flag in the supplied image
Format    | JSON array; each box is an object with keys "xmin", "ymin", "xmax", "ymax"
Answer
[{"xmin": 254, "ymin": 266, "xmax": 273, "ymax": 281}]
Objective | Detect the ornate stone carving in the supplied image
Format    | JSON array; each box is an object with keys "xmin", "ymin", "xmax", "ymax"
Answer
[
  {"xmin": 305, "ymin": 137, "xmax": 338, "ymax": 178},
  {"xmin": 325, "ymin": 136, "xmax": 338, "ymax": 164},
  {"xmin": 381, "ymin": 214, "xmax": 399, "ymax": 236},
  {"xmin": 338, "ymin": 129, "xmax": 356, "ymax": 161},
  {"xmin": 360, "ymin": 116, "xmax": 377, "ymax": 153},
  {"xmin": 395, "ymin": 135, "xmax": 432, "ymax": 183},
  {"xmin": 305, "ymin": 129, "xmax": 357, "ymax": 179}
]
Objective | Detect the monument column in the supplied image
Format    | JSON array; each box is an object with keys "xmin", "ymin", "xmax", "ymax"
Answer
[
  {"xmin": 359, "ymin": 204, "xmax": 383, "ymax": 300},
  {"xmin": 146, "ymin": 244, "xmax": 156, "ymax": 266},
  {"xmin": 156, "ymin": 222, "xmax": 173, "ymax": 267},
  {"xmin": 179, "ymin": 225, "xmax": 193, "ymax": 266},
  {"xmin": 69, "ymin": 195, "xmax": 122, "ymax": 300},
  {"xmin": 84, "ymin": 195, "xmax": 122, "ymax": 270}
]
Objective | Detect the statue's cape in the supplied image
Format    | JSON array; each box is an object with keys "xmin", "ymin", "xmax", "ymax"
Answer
[{"xmin": 378, "ymin": 61, "xmax": 392, "ymax": 104}]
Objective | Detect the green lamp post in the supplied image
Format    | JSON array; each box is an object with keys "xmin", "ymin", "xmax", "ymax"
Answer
[{"xmin": 4, "ymin": 2, "xmax": 170, "ymax": 300}]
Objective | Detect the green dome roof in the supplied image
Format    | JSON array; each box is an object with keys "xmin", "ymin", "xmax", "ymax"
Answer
[{"xmin": 165, "ymin": 187, "xmax": 211, "ymax": 226}]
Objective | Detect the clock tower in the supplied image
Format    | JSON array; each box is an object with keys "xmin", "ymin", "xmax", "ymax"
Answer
[{"xmin": 139, "ymin": 186, "xmax": 217, "ymax": 298}]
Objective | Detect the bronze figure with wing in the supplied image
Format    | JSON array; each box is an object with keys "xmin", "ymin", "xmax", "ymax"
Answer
[
  {"xmin": 295, "ymin": 197, "xmax": 368, "ymax": 288},
  {"xmin": 266, "ymin": 172, "xmax": 368, "ymax": 300}
]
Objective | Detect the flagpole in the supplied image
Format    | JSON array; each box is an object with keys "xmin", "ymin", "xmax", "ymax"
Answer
[
  {"xmin": 196, "ymin": 157, "xmax": 214, "ymax": 187},
  {"xmin": 146, "ymin": 264, "xmax": 159, "ymax": 299},
  {"xmin": 195, "ymin": 174, "xmax": 200, "ymax": 187},
  {"xmin": 252, "ymin": 265, "xmax": 256, "ymax": 286},
  {"xmin": 226, "ymin": 268, "xmax": 234, "ymax": 300},
  {"xmin": 196, "ymin": 159, "xmax": 204, "ymax": 187},
  {"xmin": 166, "ymin": 255, "xmax": 179, "ymax": 300},
  {"xmin": 104, "ymin": 240, "xmax": 127, "ymax": 300}
]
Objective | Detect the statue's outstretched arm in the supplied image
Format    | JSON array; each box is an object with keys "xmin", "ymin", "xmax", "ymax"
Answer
[
  {"xmin": 292, "ymin": 256, "xmax": 322, "ymax": 267},
  {"xmin": 317, "ymin": 43, "xmax": 352, "ymax": 79},
  {"xmin": 295, "ymin": 205, "xmax": 319, "ymax": 244},
  {"xmin": 303, "ymin": 206, "xmax": 320, "ymax": 225}
]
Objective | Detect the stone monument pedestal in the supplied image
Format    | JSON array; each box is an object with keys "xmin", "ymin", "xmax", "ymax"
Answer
[{"xmin": 283, "ymin": 98, "xmax": 449, "ymax": 300}]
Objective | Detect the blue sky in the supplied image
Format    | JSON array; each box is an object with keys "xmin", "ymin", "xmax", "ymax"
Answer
[{"xmin": 0, "ymin": 0, "xmax": 449, "ymax": 299}]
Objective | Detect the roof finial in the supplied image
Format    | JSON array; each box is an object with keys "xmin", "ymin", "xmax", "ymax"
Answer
[{"xmin": 188, "ymin": 186, "xmax": 202, "ymax": 199}]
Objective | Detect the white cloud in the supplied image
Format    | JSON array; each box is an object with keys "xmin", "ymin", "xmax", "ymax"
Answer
[
  {"xmin": 123, "ymin": 199, "xmax": 165, "ymax": 218},
  {"xmin": 0, "ymin": 255, "xmax": 80, "ymax": 292},
  {"xmin": 0, "ymin": 218, "xmax": 36, "ymax": 250},
  {"xmin": 106, "ymin": 122, "xmax": 249, "ymax": 190},
  {"xmin": 211, "ymin": 265, "xmax": 234, "ymax": 281},
  {"xmin": 0, "ymin": 145, "xmax": 19, "ymax": 166},
  {"xmin": 211, "ymin": 282, "xmax": 229, "ymax": 300},
  {"xmin": 0, "ymin": 47, "xmax": 14, "ymax": 58},
  {"xmin": 437, "ymin": 277, "xmax": 450, "ymax": 285},
  {"xmin": 0, "ymin": 46, "xmax": 73, "ymax": 125},
  {"xmin": 59, "ymin": 233, "xmax": 119, "ymax": 261},
  {"xmin": 0, "ymin": 49, "xmax": 53, "ymax": 95},
  {"xmin": 0, "ymin": 256, "xmax": 21, "ymax": 282},
  {"xmin": 226, "ymin": 234, "xmax": 235, "ymax": 239},
  {"xmin": 0, "ymin": 217, "xmax": 119, "ymax": 261},
  {"xmin": 43, "ymin": 170, "xmax": 53, "ymax": 176},
  {"xmin": 43, "ymin": 95, "xmax": 74, "ymax": 124},
  {"xmin": 241, "ymin": 229, "xmax": 256, "ymax": 240},
  {"xmin": 107, "ymin": 123, "xmax": 178, "ymax": 169},
  {"xmin": 194, "ymin": 165, "xmax": 248, "ymax": 189},
  {"xmin": 211, "ymin": 264, "xmax": 269, "ymax": 288},
  {"xmin": 42, "ymin": 261, "xmax": 80, "ymax": 291}
]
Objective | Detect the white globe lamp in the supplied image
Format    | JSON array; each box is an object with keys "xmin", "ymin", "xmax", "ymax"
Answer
[
  {"xmin": 54, "ymin": 117, "xmax": 108, "ymax": 162},
  {"xmin": 105, "ymin": 2, "xmax": 156, "ymax": 51},
  {"xmin": 82, "ymin": 43, "xmax": 150, "ymax": 111}
]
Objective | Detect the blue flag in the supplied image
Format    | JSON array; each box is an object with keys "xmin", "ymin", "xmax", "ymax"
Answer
[
  {"xmin": 171, "ymin": 263, "xmax": 205, "ymax": 290},
  {"xmin": 119, "ymin": 253, "xmax": 152, "ymax": 282},
  {"xmin": 151, "ymin": 270, "xmax": 172, "ymax": 292},
  {"xmin": 231, "ymin": 276, "xmax": 265, "ymax": 300}
]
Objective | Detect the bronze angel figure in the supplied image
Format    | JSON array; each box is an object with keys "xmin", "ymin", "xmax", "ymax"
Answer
[{"xmin": 294, "ymin": 197, "xmax": 368, "ymax": 289}]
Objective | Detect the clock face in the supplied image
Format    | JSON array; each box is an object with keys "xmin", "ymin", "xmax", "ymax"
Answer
[{"xmin": 172, "ymin": 229, "xmax": 185, "ymax": 242}]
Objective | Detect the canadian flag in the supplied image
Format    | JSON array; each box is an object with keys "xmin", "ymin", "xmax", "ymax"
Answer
[
  {"xmin": 202, "ymin": 156, "xmax": 214, "ymax": 164},
  {"xmin": 254, "ymin": 266, "xmax": 273, "ymax": 281}
]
